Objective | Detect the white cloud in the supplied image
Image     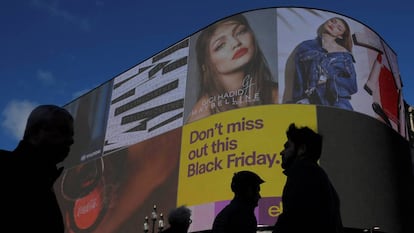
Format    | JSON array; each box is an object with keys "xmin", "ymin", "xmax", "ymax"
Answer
[
  {"xmin": 1, "ymin": 100, "xmax": 38, "ymax": 140},
  {"xmin": 31, "ymin": 0, "xmax": 91, "ymax": 31},
  {"xmin": 37, "ymin": 69, "xmax": 55, "ymax": 85}
]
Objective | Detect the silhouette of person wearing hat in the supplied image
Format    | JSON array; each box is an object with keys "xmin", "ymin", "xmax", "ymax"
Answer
[{"xmin": 212, "ymin": 170, "xmax": 264, "ymax": 233}]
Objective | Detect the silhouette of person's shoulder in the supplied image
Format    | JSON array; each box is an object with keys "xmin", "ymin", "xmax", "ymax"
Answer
[
  {"xmin": 0, "ymin": 149, "xmax": 12, "ymax": 158},
  {"xmin": 0, "ymin": 149, "xmax": 11, "ymax": 180},
  {"xmin": 0, "ymin": 148, "xmax": 18, "ymax": 177}
]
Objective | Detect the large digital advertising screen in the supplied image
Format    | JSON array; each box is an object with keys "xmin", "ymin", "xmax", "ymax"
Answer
[
  {"xmin": 276, "ymin": 8, "xmax": 406, "ymax": 139},
  {"xmin": 104, "ymin": 38, "xmax": 189, "ymax": 154},
  {"xmin": 62, "ymin": 81, "xmax": 112, "ymax": 169},
  {"xmin": 178, "ymin": 105, "xmax": 317, "ymax": 231},
  {"xmin": 54, "ymin": 7, "xmax": 412, "ymax": 233}
]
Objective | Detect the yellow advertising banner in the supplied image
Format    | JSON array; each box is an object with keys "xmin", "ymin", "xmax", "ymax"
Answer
[{"xmin": 178, "ymin": 104, "xmax": 317, "ymax": 206}]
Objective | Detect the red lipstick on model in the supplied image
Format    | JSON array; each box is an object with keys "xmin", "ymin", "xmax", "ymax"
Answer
[{"xmin": 233, "ymin": 48, "xmax": 248, "ymax": 60}]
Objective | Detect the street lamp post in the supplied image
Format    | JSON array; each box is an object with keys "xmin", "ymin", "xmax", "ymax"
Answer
[
  {"xmin": 143, "ymin": 205, "xmax": 164, "ymax": 233},
  {"xmin": 363, "ymin": 226, "xmax": 381, "ymax": 233}
]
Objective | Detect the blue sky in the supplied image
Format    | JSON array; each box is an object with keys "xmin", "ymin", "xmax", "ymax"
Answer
[{"xmin": 1, "ymin": 0, "xmax": 412, "ymax": 151}]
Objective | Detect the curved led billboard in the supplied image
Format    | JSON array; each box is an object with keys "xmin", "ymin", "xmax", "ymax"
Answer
[{"xmin": 55, "ymin": 7, "xmax": 413, "ymax": 233}]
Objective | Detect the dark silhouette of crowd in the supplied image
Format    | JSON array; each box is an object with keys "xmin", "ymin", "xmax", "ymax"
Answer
[{"xmin": 0, "ymin": 104, "xmax": 342, "ymax": 233}]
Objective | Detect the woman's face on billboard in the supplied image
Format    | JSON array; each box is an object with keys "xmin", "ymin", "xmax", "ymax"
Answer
[
  {"xmin": 323, "ymin": 17, "xmax": 346, "ymax": 38},
  {"xmin": 207, "ymin": 20, "xmax": 255, "ymax": 75}
]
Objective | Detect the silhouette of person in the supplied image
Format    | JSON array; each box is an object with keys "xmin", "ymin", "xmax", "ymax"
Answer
[
  {"xmin": 0, "ymin": 104, "xmax": 74, "ymax": 232},
  {"xmin": 162, "ymin": 205, "xmax": 192, "ymax": 233},
  {"xmin": 272, "ymin": 123, "xmax": 343, "ymax": 233},
  {"xmin": 212, "ymin": 170, "xmax": 264, "ymax": 233}
]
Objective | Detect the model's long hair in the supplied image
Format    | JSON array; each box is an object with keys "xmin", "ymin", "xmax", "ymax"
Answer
[
  {"xmin": 195, "ymin": 14, "xmax": 276, "ymax": 113},
  {"xmin": 317, "ymin": 17, "xmax": 353, "ymax": 52}
]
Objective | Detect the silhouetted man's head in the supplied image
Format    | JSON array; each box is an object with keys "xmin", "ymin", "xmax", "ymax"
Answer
[
  {"xmin": 231, "ymin": 170, "xmax": 264, "ymax": 207},
  {"xmin": 280, "ymin": 123, "xmax": 322, "ymax": 169},
  {"xmin": 23, "ymin": 105, "xmax": 74, "ymax": 164},
  {"xmin": 167, "ymin": 205, "xmax": 192, "ymax": 232}
]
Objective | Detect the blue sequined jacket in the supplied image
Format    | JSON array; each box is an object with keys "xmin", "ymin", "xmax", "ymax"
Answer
[{"xmin": 292, "ymin": 38, "xmax": 357, "ymax": 108}]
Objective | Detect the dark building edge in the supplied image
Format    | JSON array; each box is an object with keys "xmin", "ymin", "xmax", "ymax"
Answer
[{"xmin": 317, "ymin": 106, "xmax": 414, "ymax": 233}]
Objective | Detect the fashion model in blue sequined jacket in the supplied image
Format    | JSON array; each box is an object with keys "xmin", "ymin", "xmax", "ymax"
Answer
[{"xmin": 292, "ymin": 37, "xmax": 357, "ymax": 110}]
